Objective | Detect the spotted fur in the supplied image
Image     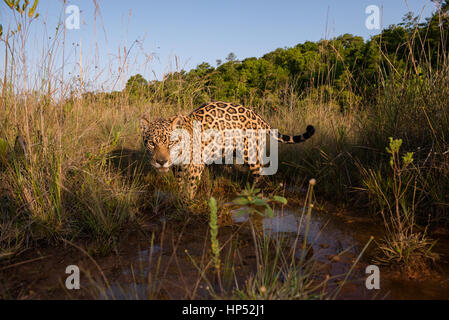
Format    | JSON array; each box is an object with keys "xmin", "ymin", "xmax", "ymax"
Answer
[{"xmin": 140, "ymin": 101, "xmax": 315, "ymax": 198}]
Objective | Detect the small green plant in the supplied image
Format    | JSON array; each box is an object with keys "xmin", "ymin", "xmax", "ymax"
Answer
[
  {"xmin": 231, "ymin": 183, "xmax": 287, "ymax": 219},
  {"xmin": 385, "ymin": 137, "xmax": 415, "ymax": 235},
  {"xmin": 208, "ymin": 197, "xmax": 223, "ymax": 292},
  {"xmin": 230, "ymin": 183, "xmax": 288, "ymax": 268},
  {"xmin": 359, "ymin": 138, "xmax": 437, "ymax": 270},
  {"xmin": 208, "ymin": 197, "xmax": 220, "ymax": 269}
]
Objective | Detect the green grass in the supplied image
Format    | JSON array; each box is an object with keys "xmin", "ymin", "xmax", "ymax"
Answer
[{"xmin": 1, "ymin": 0, "xmax": 449, "ymax": 299}]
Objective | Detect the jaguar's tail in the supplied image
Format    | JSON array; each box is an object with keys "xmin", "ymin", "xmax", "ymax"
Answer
[{"xmin": 274, "ymin": 125, "xmax": 315, "ymax": 144}]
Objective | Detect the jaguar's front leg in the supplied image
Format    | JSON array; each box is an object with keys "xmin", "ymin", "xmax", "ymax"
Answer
[
  {"xmin": 174, "ymin": 165, "xmax": 189, "ymax": 199},
  {"xmin": 187, "ymin": 164, "xmax": 205, "ymax": 199},
  {"xmin": 249, "ymin": 162, "xmax": 264, "ymax": 187},
  {"xmin": 176, "ymin": 164, "xmax": 204, "ymax": 199}
]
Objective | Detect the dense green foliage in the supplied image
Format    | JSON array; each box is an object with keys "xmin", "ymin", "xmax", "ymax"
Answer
[{"xmin": 127, "ymin": 3, "xmax": 449, "ymax": 112}]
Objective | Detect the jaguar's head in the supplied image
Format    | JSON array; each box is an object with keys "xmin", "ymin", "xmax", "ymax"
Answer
[{"xmin": 139, "ymin": 115, "xmax": 185, "ymax": 173}]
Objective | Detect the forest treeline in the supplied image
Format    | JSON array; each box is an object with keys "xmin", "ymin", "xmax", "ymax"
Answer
[{"xmin": 122, "ymin": 3, "xmax": 449, "ymax": 112}]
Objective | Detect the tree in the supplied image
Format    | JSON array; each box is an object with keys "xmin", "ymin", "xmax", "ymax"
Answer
[
  {"xmin": 126, "ymin": 74, "xmax": 148, "ymax": 102},
  {"xmin": 226, "ymin": 52, "xmax": 237, "ymax": 62},
  {"xmin": 126, "ymin": 74, "xmax": 147, "ymax": 92}
]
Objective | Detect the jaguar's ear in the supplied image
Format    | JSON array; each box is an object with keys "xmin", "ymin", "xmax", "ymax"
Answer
[
  {"xmin": 170, "ymin": 115, "xmax": 185, "ymax": 130},
  {"xmin": 140, "ymin": 115, "xmax": 151, "ymax": 133}
]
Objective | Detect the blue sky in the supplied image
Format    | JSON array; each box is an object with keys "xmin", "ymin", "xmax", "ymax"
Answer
[{"xmin": 0, "ymin": 0, "xmax": 438, "ymax": 91}]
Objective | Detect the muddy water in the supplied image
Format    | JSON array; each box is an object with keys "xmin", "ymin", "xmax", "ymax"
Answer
[
  {"xmin": 239, "ymin": 207, "xmax": 449, "ymax": 299},
  {"xmin": 102, "ymin": 207, "xmax": 449, "ymax": 300},
  {"xmin": 2, "ymin": 204, "xmax": 448, "ymax": 300}
]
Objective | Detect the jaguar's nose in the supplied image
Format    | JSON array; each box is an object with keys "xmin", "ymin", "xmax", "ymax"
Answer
[{"xmin": 156, "ymin": 159, "xmax": 168, "ymax": 166}]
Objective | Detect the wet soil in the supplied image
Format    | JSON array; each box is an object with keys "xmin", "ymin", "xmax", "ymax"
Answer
[{"xmin": 1, "ymin": 203, "xmax": 448, "ymax": 300}]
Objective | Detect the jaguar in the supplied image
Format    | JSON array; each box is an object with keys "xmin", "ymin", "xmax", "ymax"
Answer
[{"xmin": 140, "ymin": 101, "xmax": 315, "ymax": 198}]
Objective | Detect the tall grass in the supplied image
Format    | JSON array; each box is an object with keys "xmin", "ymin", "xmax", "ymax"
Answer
[{"xmin": 1, "ymin": 1, "xmax": 448, "ymax": 281}]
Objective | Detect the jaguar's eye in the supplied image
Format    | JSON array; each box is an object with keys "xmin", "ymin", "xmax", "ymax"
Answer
[{"xmin": 147, "ymin": 142, "xmax": 155, "ymax": 149}]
